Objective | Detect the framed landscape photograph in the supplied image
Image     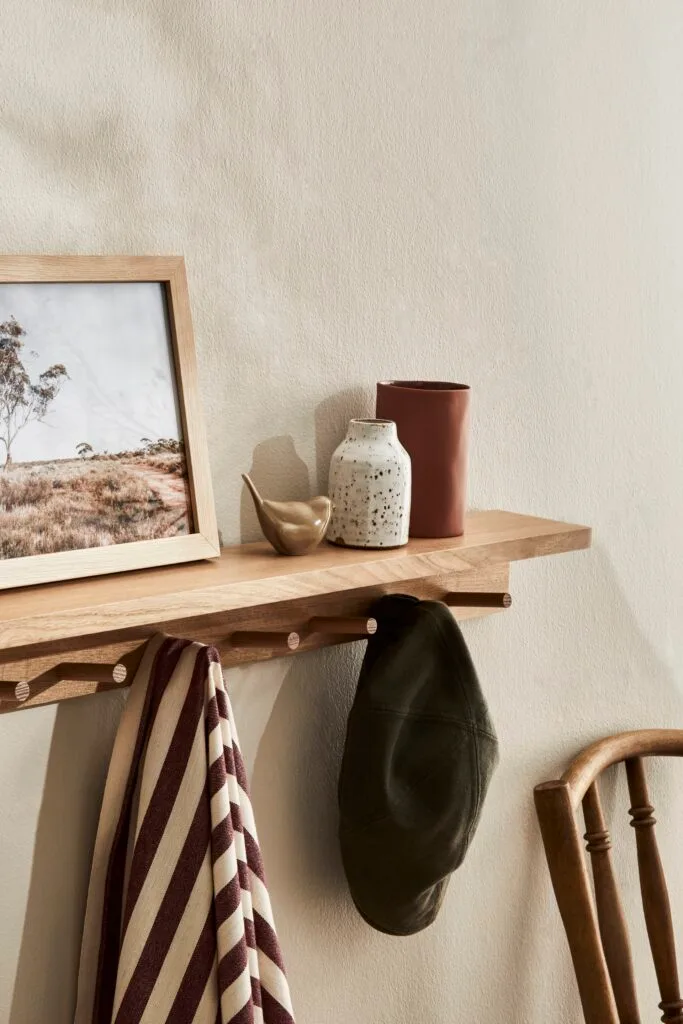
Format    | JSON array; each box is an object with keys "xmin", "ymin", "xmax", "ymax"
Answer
[{"xmin": 0, "ymin": 255, "xmax": 219, "ymax": 590}]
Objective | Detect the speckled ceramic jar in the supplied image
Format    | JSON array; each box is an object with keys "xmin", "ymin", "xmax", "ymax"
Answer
[{"xmin": 327, "ymin": 419, "xmax": 411, "ymax": 549}]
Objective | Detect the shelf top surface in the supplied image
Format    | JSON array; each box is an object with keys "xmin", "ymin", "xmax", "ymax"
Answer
[{"xmin": 0, "ymin": 510, "xmax": 590, "ymax": 650}]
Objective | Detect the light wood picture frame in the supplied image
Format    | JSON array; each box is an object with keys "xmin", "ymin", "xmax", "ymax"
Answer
[{"xmin": 0, "ymin": 255, "xmax": 219, "ymax": 590}]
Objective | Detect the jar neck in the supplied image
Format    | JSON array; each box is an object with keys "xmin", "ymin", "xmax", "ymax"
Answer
[{"xmin": 347, "ymin": 418, "xmax": 397, "ymax": 442}]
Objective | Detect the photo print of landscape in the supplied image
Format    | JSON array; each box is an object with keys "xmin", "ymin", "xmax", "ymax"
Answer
[{"xmin": 0, "ymin": 281, "xmax": 193, "ymax": 559}]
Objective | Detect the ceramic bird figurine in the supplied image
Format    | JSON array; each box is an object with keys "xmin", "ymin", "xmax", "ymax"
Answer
[{"xmin": 242, "ymin": 474, "xmax": 332, "ymax": 556}]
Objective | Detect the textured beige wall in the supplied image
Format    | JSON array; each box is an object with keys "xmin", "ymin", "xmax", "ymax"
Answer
[{"xmin": 2, "ymin": 2, "xmax": 683, "ymax": 1021}]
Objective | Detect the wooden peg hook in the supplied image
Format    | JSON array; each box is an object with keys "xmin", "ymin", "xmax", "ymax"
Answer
[
  {"xmin": 306, "ymin": 616, "xmax": 378, "ymax": 637},
  {"xmin": 0, "ymin": 644, "xmax": 146, "ymax": 709},
  {"xmin": 228, "ymin": 617, "xmax": 376, "ymax": 651},
  {"xmin": 47, "ymin": 662, "xmax": 130, "ymax": 684},
  {"xmin": 444, "ymin": 591, "xmax": 512, "ymax": 609},
  {"xmin": 228, "ymin": 631, "xmax": 301, "ymax": 651}
]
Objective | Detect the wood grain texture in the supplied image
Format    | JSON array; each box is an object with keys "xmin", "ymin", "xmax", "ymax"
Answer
[
  {"xmin": 536, "ymin": 732, "xmax": 683, "ymax": 1024},
  {"xmin": 164, "ymin": 257, "xmax": 219, "ymax": 553},
  {"xmin": 0, "ymin": 510, "xmax": 589, "ymax": 651},
  {"xmin": 0, "ymin": 565, "xmax": 510, "ymax": 712},
  {"xmin": 0, "ymin": 254, "xmax": 185, "ymax": 282},
  {"xmin": 534, "ymin": 780, "xmax": 620, "ymax": 1024},
  {"xmin": 0, "ymin": 509, "xmax": 591, "ymax": 713},
  {"xmin": 0, "ymin": 255, "xmax": 219, "ymax": 591},
  {"xmin": 563, "ymin": 731, "xmax": 683, "ymax": 808}
]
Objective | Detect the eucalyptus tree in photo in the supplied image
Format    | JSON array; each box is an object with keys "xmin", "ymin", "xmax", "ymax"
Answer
[{"xmin": 0, "ymin": 316, "xmax": 68, "ymax": 468}]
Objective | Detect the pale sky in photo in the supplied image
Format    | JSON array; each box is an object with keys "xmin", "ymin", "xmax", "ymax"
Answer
[{"xmin": 0, "ymin": 281, "xmax": 184, "ymax": 463}]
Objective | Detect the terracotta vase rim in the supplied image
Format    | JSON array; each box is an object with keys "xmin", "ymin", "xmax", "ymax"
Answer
[{"xmin": 378, "ymin": 380, "xmax": 470, "ymax": 393}]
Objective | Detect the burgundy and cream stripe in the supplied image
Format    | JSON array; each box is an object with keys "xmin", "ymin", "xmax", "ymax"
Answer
[{"xmin": 76, "ymin": 634, "xmax": 295, "ymax": 1024}]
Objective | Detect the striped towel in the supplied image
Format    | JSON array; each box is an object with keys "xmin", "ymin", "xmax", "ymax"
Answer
[{"xmin": 75, "ymin": 634, "xmax": 295, "ymax": 1024}]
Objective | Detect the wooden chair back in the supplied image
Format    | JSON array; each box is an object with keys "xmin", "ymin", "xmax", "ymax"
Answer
[{"xmin": 535, "ymin": 729, "xmax": 683, "ymax": 1024}]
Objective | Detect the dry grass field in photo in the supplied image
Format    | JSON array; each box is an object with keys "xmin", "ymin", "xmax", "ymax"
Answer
[{"xmin": 0, "ymin": 444, "xmax": 192, "ymax": 559}]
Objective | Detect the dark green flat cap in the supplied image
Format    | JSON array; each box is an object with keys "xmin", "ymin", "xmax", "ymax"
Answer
[{"xmin": 338, "ymin": 594, "xmax": 499, "ymax": 935}]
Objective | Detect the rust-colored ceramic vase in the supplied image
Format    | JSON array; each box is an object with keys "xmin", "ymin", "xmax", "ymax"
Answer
[{"xmin": 376, "ymin": 381, "xmax": 470, "ymax": 537}]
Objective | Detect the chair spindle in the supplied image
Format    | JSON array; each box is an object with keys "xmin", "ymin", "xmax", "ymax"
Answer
[
  {"xmin": 626, "ymin": 757, "xmax": 683, "ymax": 1024},
  {"xmin": 582, "ymin": 781, "xmax": 641, "ymax": 1024}
]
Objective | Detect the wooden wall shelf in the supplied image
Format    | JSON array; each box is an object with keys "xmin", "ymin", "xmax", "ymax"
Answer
[{"xmin": 0, "ymin": 510, "xmax": 590, "ymax": 713}]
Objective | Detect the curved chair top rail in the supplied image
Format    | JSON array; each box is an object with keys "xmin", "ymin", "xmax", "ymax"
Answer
[{"xmin": 558, "ymin": 729, "xmax": 683, "ymax": 808}]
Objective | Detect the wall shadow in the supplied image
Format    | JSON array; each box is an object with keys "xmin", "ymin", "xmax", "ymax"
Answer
[
  {"xmin": 313, "ymin": 386, "xmax": 370, "ymax": 493},
  {"xmin": 250, "ymin": 642, "xmax": 364, "ymax": 899},
  {"xmin": 240, "ymin": 388, "xmax": 372, "ymax": 547},
  {"xmin": 240, "ymin": 435, "xmax": 310, "ymax": 543},
  {"xmin": 9, "ymin": 691, "xmax": 124, "ymax": 1024}
]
